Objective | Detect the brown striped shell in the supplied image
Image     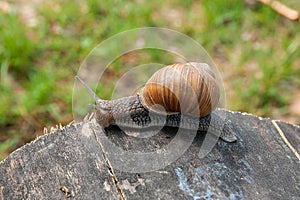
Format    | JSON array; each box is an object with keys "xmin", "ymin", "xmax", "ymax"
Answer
[{"xmin": 139, "ymin": 62, "xmax": 220, "ymax": 117}]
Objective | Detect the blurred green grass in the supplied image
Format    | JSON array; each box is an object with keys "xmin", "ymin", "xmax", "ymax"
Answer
[{"xmin": 0, "ymin": 0, "xmax": 299, "ymax": 160}]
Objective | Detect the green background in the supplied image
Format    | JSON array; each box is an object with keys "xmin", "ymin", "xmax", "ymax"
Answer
[{"xmin": 1, "ymin": 0, "xmax": 300, "ymax": 160}]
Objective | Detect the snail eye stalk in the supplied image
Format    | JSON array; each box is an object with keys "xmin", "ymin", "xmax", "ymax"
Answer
[{"xmin": 75, "ymin": 75, "xmax": 101, "ymax": 102}]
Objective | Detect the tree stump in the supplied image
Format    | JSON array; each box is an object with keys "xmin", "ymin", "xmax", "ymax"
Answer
[{"xmin": 0, "ymin": 110, "xmax": 299, "ymax": 199}]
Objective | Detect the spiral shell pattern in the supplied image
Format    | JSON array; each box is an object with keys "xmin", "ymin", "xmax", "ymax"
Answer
[{"xmin": 140, "ymin": 62, "xmax": 220, "ymax": 117}]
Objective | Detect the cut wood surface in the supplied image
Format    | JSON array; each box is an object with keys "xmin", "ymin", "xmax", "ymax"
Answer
[{"xmin": 0, "ymin": 110, "xmax": 299, "ymax": 199}]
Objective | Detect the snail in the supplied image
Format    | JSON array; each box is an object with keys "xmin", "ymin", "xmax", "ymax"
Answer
[{"xmin": 76, "ymin": 62, "xmax": 237, "ymax": 142}]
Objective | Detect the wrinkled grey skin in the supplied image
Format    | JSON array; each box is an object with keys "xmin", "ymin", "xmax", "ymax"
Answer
[{"xmin": 95, "ymin": 95, "xmax": 237, "ymax": 142}]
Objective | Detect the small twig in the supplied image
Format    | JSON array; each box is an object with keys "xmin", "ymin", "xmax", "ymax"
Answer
[
  {"xmin": 258, "ymin": 0, "xmax": 299, "ymax": 20},
  {"xmin": 271, "ymin": 120, "xmax": 300, "ymax": 161}
]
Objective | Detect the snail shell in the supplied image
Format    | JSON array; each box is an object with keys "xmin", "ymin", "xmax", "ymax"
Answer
[
  {"xmin": 75, "ymin": 62, "xmax": 237, "ymax": 142},
  {"xmin": 139, "ymin": 62, "xmax": 220, "ymax": 117}
]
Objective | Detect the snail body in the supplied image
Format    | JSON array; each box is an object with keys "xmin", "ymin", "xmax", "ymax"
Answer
[{"xmin": 76, "ymin": 62, "xmax": 237, "ymax": 142}]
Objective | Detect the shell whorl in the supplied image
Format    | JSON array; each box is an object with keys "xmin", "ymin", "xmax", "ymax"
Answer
[{"xmin": 139, "ymin": 62, "xmax": 220, "ymax": 117}]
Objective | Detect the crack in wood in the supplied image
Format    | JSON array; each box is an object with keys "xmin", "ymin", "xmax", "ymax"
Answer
[
  {"xmin": 0, "ymin": 186, "xmax": 4, "ymax": 200},
  {"xmin": 89, "ymin": 122, "xmax": 127, "ymax": 200},
  {"xmin": 272, "ymin": 120, "xmax": 300, "ymax": 161}
]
